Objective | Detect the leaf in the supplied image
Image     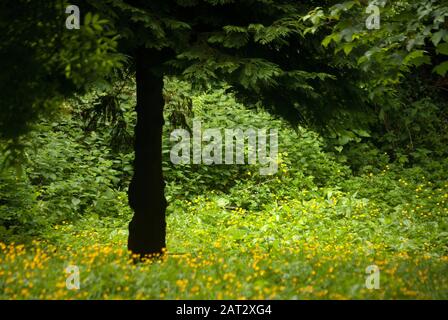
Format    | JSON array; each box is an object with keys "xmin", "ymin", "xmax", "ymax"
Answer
[
  {"xmin": 432, "ymin": 30, "xmax": 447, "ymax": 46},
  {"xmin": 322, "ymin": 33, "xmax": 341, "ymax": 48},
  {"xmin": 353, "ymin": 129, "xmax": 371, "ymax": 138},
  {"xmin": 216, "ymin": 197, "xmax": 229, "ymax": 208},
  {"xmin": 340, "ymin": 27, "xmax": 355, "ymax": 42},
  {"xmin": 433, "ymin": 61, "xmax": 448, "ymax": 76},
  {"xmin": 403, "ymin": 50, "xmax": 431, "ymax": 67},
  {"xmin": 436, "ymin": 43, "xmax": 448, "ymax": 56},
  {"xmin": 322, "ymin": 35, "xmax": 333, "ymax": 48},
  {"xmin": 343, "ymin": 43, "xmax": 355, "ymax": 55},
  {"xmin": 84, "ymin": 12, "xmax": 92, "ymax": 26},
  {"xmin": 338, "ymin": 135, "xmax": 351, "ymax": 145}
]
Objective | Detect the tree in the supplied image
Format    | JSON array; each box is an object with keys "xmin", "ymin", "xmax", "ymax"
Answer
[
  {"xmin": 302, "ymin": 0, "xmax": 448, "ymax": 153},
  {"xmin": 304, "ymin": 0, "xmax": 448, "ymax": 101},
  {"xmin": 1, "ymin": 0, "xmax": 374, "ymax": 257},
  {"xmin": 86, "ymin": 0, "xmax": 369, "ymax": 257},
  {"xmin": 0, "ymin": 0, "xmax": 122, "ymax": 169}
]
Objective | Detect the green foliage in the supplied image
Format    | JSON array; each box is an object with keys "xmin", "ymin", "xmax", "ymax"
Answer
[
  {"xmin": 1, "ymin": 76, "xmax": 448, "ymax": 299},
  {"xmin": 300, "ymin": 0, "xmax": 448, "ymax": 163},
  {"xmin": 162, "ymin": 80, "xmax": 349, "ymax": 210},
  {"xmin": 1, "ymin": 156, "xmax": 447, "ymax": 299},
  {"xmin": 303, "ymin": 0, "xmax": 448, "ymax": 95},
  {"xmin": 0, "ymin": 170, "xmax": 39, "ymax": 236},
  {"xmin": 0, "ymin": 0, "xmax": 123, "ymax": 167},
  {"xmin": 1, "ymin": 0, "xmax": 448, "ymax": 301},
  {"xmin": 25, "ymin": 121, "xmax": 131, "ymax": 221},
  {"xmin": 0, "ymin": 87, "xmax": 135, "ymax": 236},
  {"xmin": 377, "ymin": 96, "xmax": 448, "ymax": 160}
]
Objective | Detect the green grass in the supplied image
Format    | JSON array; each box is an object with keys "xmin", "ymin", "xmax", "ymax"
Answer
[
  {"xmin": 1, "ymin": 82, "xmax": 447, "ymax": 300},
  {"xmin": 1, "ymin": 168, "xmax": 447, "ymax": 299}
]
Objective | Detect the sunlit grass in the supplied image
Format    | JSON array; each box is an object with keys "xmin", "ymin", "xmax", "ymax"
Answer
[{"xmin": 1, "ymin": 175, "xmax": 447, "ymax": 300}]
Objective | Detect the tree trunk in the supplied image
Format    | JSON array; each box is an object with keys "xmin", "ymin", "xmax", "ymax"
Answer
[{"xmin": 128, "ymin": 47, "xmax": 167, "ymax": 257}]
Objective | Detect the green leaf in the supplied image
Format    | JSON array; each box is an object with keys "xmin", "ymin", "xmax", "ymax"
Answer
[
  {"xmin": 436, "ymin": 43, "xmax": 448, "ymax": 56},
  {"xmin": 322, "ymin": 33, "xmax": 341, "ymax": 48},
  {"xmin": 432, "ymin": 30, "xmax": 447, "ymax": 46},
  {"xmin": 433, "ymin": 61, "xmax": 448, "ymax": 76},
  {"xmin": 85, "ymin": 12, "xmax": 92, "ymax": 26},
  {"xmin": 322, "ymin": 35, "xmax": 333, "ymax": 48},
  {"xmin": 403, "ymin": 50, "xmax": 431, "ymax": 67},
  {"xmin": 343, "ymin": 43, "xmax": 355, "ymax": 55}
]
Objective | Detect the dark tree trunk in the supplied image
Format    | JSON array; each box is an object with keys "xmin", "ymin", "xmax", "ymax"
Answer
[{"xmin": 128, "ymin": 47, "xmax": 167, "ymax": 257}]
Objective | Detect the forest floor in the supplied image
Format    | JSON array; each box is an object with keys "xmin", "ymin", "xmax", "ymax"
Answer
[
  {"xmin": 1, "ymin": 86, "xmax": 447, "ymax": 299},
  {"xmin": 1, "ymin": 179, "xmax": 447, "ymax": 299}
]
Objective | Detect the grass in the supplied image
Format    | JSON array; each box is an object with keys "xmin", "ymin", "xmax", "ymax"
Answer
[
  {"xmin": 1, "ymin": 86, "xmax": 447, "ymax": 300},
  {"xmin": 1, "ymin": 168, "xmax": 447, "ymax": 300}
]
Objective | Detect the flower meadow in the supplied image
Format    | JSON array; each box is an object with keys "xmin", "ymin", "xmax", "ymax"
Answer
[
  {"xmin": 1, "ymin": 82, "xmax": 447, "ymax": 300},
  {"xmin": 1, "ymin": 176, "xmax": 447, "ymax": 299}
]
